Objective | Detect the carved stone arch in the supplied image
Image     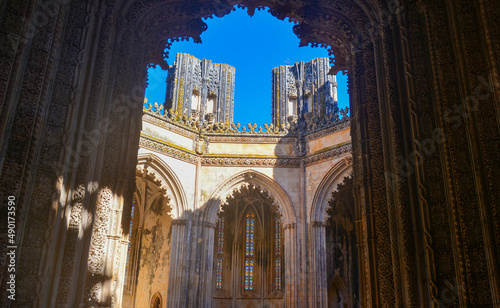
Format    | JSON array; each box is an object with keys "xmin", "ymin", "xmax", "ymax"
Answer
[
  {"xmin": 204, "ymin": 169, "xmax": 296, "ymax": 226},
  {"xmin": 90, "ymin": 1, "xmax": 397, "ymax": 307},
  {"xmin": 136, "ymin": 153, "xmax": 188, "ymax": 219},
  {"xmin": 150, "ymin": 291, "xmax": 162, "ymax": 308},
  {"xmin": 310, "ymin": 156, "xmax": 353, "ymax": 223},
  {"xmin": 117, "ymin": 0, "xmax": 375, "ymax": 72},
  {"xmin": 309, "ymin": 156, "xmax": 353, "ymax": 307},
  {"xmin": 120, "ymin": 154, "xmax": 182, "ymax": 306},
  {"xmin": 328, "ymin": 275, "xmax": 351, "ymax": 308},
  {"xmin": 209, "ymin": 177, "xmax": 288, "ymax": 307},
  {"xmin": 200, "ymin": 170, "xmax": 298, "ymax": 306}
]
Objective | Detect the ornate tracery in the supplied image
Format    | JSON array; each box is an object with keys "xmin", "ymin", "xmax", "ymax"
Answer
[{"xmin": 213, "ymin": 184, "xmax": 284, "ymax": 306}]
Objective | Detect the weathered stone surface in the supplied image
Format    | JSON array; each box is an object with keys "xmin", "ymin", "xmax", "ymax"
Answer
[{"xmin": 0, "ymin": 0, "xmax": 498, "ymax": 307}]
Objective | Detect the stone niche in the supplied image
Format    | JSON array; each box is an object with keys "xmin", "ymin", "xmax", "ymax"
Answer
[{"xmin": 123, "ymin": 168, "xmax": 173, "ymax": 308}]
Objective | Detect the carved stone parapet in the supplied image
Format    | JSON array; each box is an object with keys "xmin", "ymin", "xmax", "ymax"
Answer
[{"xmin": 206, "ymin": 134, "xmax": 296, "ymax": 144}]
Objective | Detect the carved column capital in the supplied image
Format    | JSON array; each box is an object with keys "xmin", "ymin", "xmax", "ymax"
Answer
[
  {"xmin": 204, "ymin": 221, "xmax": 216, "ymax": 229},
  {"xmin": 311, "ymin": 221, "xmax": 327, "ymax": 228},
  {"xmin": 172, "ymin": 219, "xmax": 188, "ymax": 226}
]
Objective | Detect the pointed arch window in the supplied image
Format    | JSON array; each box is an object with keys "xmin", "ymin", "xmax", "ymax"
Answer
[
  {"xmin": 244, "ymin": 212, "xmax": 255, "ymax": 290},
  {"xmin": 213, "ymin": 185, "xmax": 284, "ymax": 306}
]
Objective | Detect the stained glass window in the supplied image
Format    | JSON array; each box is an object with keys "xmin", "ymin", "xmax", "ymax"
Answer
[
  {"xmin": 244, "ymin": 213, "xmax": 255, "ymax": 290},
  {"xmin": 274, "ymin": 213, "xmax": 282, "ymax": 290},
  {"xmin": 124, "ymin": 200, "xmax": 135, "ymax": 283},
  {"xmin": 216, "ymin": 215, "xmax": 224, "ymax": 290}
]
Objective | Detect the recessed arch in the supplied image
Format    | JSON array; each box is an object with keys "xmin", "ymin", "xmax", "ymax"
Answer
[
  {"xmin": 310, "ymin": 156, "xmax": 353, "ymax": 223},
  {"xmin": 136, "ymin": 153, "xmax": 188, "ymax": 219},
  {"xmin": 328, "ymin": 275, "xmax": 351, "ymax": 308},
  {"xmin": 150, "ymin": 291, "xmax": 163, "ymax": 308},
  {"xmin": 204, "ymin": 169, "xmax": 296, "ymax": 226}
]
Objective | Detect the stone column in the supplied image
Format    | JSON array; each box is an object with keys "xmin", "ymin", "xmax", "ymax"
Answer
[
  {"xmin": 167, "ymin": 219, "xmax": 189, "ymax": 307},
  {"xmin": 284, "ymin": 223, "xmax": 297, "ymax": 308},
  {"xmin": 200, "ymin": 221, "xmax": 217, "ymax": 307},
  {"xmin": 84, "ymin": 187, "xmax": 114, "ymax": 305},
  {"xmin": 310, "ymin": 221, "xmax": 328, "ymax": 307},
  {"xmin": 115, "ymin": 238, "xmax": 129, "ymax": 308},
  {"xmin": 128, "ymin": 228, "xmax": 143, "ymax": 306}
]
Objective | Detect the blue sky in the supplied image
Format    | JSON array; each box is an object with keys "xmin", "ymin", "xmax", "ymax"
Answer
[{"xmin": 145, "ymin": 6, "xmax": 349, "ymax": 126}]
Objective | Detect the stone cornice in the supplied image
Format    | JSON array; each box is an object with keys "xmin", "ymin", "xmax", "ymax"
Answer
[
  {"xmin": 200, "ymin": 156, "xmax": 302, "ymax": 167},
  {"xmin": 140, "ymin": 134, "xmax": 352, "ymax": 167},
  {"xmin": 139, "ymin": 135, "xmax": 198, "ymax": 164},
  {"xmin": 304, "ymin": 143, "xmax": 352, "ymax": 166}
]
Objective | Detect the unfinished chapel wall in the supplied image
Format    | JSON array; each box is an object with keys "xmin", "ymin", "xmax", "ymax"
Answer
[{"xmin": 129, "ymin": 53, "xmax": 354, "ymax": 307}]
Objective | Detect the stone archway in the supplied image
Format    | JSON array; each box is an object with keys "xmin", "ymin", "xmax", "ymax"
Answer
[
  {"xmin": 309, "ymin": 158, "xmax": 353, "ymax": 307},
  {"xmin": 101, "ymin": 3, "xmax": 385, "ymax": 305},
  {"xmin": 150, "ymin": 292, "xmax": 162, "ymax": 308},
  {"xmin": 204, "ymin": 170, "xmax": 296, "ymax": 227},
  {"xmin": 7, "ymin": 0, "xmax": 499, "ymax": 307},
  {"xmin": 328, "ymin": 276, "xmax": 350, "ymax": 308},
  {"xmin": 213, "ymin": 184, "xmax": 285, "ymax": 307},
  {"xmin": 198, "ymin": 169, "xmax": 298, "ymax": 307},
  {"xmin": 25, "ymin": 2, "xmax": 397, "ymax": 306},
  {"xmin": 117, "ymin": 153, "xmax": 187, "ymax": 307}
]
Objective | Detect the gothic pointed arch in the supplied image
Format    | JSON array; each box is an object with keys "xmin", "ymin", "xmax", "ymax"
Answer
[
  {"xmin": 212, "ymin": 182, "xmax": 285, "ymax": 306},
  {"xmin": 150, "ymin": 292, "xmax": 162, "ymax": 308},
  {"xmin": 136, "ymin": 153, "xmax": 188, "ymax": 219},
  {"xmin": 310, "ymin": 156, "xmax": 353, "ymax": 223},
  {"xmin": 201, "ymin": 170, "xmax": 298, "ymax": 306},
  {"xmin": 328, "ymin": 275, "xmax": 351, "ymax": 308},
  {"xmin": 120, "ymin": 154, "xmax": 186, "ymax": 306},
  {"xmin": 309, "ymin": 157, "xmax": 354, "ymax": 306},
  {"xmin": 204, "ymin": 169, "xmax": 296, "ymax": 226}
]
